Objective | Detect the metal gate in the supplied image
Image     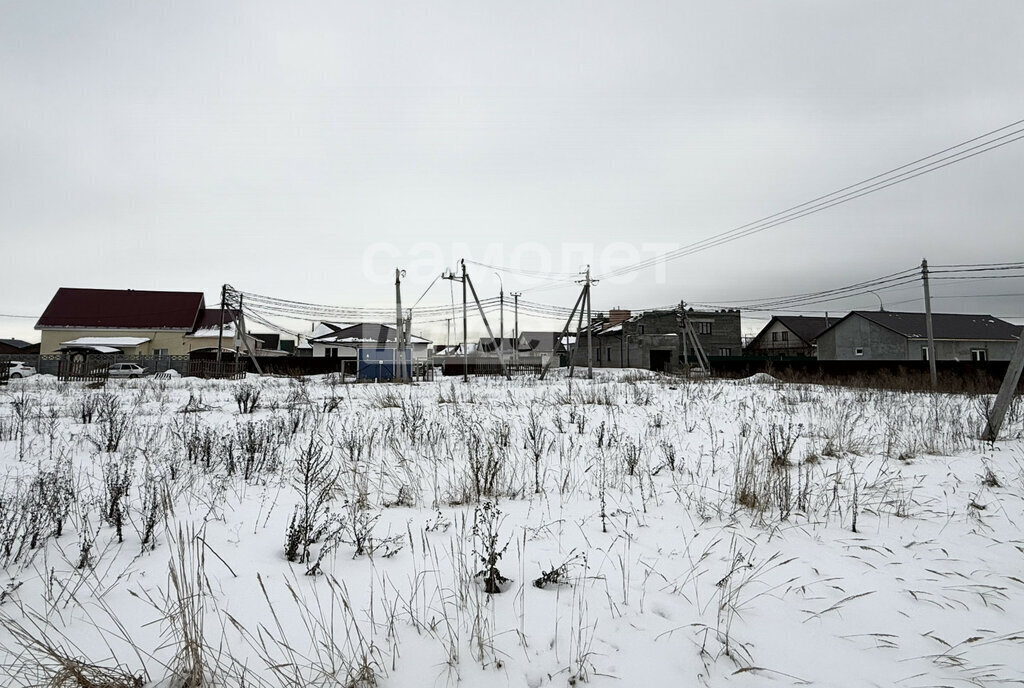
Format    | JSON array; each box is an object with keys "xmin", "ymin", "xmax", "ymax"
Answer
[{"xmin": 358, "ymin": 348, "xmax": 412, "ymax": 381}]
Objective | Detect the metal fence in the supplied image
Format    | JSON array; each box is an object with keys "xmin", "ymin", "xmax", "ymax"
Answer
[
  {"xmin": 188, "ymin": 359, "xmax": 245, "ymax": 379},
  {"xmin": 438, "ymin": 356, "xmax": 544, "ymax": 377}
]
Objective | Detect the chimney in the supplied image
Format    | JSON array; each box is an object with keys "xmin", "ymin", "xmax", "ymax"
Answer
[{"xmin": 608, "ymin": 309, "xmax": 631, "ymax": 326}]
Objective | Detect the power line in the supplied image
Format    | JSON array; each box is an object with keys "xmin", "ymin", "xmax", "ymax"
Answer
[{"xmin": 597, "ymin": 120, "xmax": 1024, "ymax": 280}]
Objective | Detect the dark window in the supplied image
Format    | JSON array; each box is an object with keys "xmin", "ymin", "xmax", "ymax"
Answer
[
  {"xmin": 719, "ymin": 348, "xmax": 732, "ymax": 356},
  {"xmin": 771, "ymin": 332, "xmax": 778, "ymax": 342},
  {"xmin": 855, "ymin": 347, "xmax": 864, "ymax": 356},
  {"xmin": 921, "ymin": 346, "xmax": 929, "ymax": 361},
  {"xmin": 971, "ymin": 349, "xmax": 987, "ymax": 361},
  {"xmin": 781, "ymin": 331, "xmax": 788, "ymax": 341},
  {"xmin": 697, "ymin": 322, "xmax": 712, "ymax": 335}
]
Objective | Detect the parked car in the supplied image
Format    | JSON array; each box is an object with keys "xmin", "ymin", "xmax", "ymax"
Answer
[
  {"xmin": 6, "ymin": 361, "xmax": 36, "ymax": 378},
  {"xmin": 104, "ymin": 362, "xmax": 147, "ymax": 379}
]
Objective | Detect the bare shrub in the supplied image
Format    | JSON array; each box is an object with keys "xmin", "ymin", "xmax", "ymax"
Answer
[
  {"xmin": 766, "ymin": 421, "xmax": 801, "ymax": 467},
  {"xmin": 525, "ymin": 410, "xmax": 550, "ymax": 493},
  {"xmin": 102, "ymin": 454, "xmax": 134, "ymax": 543},
  {"xmin": 235, "ymin": 419, "xmax": 281, "ymax": 481},
  {"xmin": 533, "ymin": 550, "xmax": 585, "ymax": 589},
  {"xmin": 285, "ymin": 434, "xmax": 341, "ymax": 565},
  {"xmin": 234, "ymin": 381, "xmax": 261, "ymax": 414},
  {"xmin": 89, "ymin": 396, "xmax": 132, "ymax": 454},
  {"xmin": 472, "ymin": 501, "xmax": 510, "ymax": 594}
]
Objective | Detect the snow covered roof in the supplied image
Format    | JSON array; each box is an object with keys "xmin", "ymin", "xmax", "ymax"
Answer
[
  {"xmin": 190, "ymin": 324, "xmax": 237, "ymax": 338},
  {"xmin": 60, "ymin": 336, "xmax": 151, "ymax": 348}
]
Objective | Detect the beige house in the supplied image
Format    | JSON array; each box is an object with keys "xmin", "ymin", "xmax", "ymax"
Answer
[{"xmin": 36, "ymin": 287, "xmax": 253, "ymax": 356}]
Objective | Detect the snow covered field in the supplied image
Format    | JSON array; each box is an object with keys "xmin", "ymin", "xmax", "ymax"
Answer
[{"xmin": 1, "ymin": 371, "xmax": 1022, "ymax": 687}]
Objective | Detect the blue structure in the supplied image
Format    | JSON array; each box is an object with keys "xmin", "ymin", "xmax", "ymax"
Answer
[{"xmin": 357, "ymin": 347, "xmax": 412, "ymax": 381}]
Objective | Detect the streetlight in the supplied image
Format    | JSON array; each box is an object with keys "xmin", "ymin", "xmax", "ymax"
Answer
[{"xmin": 868, "ymin": 291, "xmax": 885, "ymax": 311}]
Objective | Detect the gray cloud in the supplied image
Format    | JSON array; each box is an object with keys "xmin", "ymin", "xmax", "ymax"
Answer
[{"xmin": 3, "ymin": 1, "xmax": 1024, "ymax": 341}]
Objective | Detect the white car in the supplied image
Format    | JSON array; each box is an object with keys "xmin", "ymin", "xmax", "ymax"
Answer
[
  {"xmin": 105, "ymin": 362, "xmax": 147, "ymax": 379},
  {"xmin": 6, "ymin": 361, "xmax": 36, "ymax": 378}
]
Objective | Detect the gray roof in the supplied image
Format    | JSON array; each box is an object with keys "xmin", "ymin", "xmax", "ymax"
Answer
[
  {"xmin": 0, "ymin": 338, "xmax": 31, "ymax": 349},
  {"xmin": 772, "ymin": 316, "xmax": 832, "ymax": 345},
  {"xmin": 519, "ymin": 331, "xmax": 570, "ymax": 353},
  {"xmin": 477, "ymin": 337, "xmax": 522, "ymax": 353},
  {"xmin": 832, "ymin": 311, "xmax": 1021, "ymax": 341}
]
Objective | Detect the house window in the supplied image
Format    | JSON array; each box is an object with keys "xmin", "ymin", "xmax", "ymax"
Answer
[
  {"xmin": 639, "ymin": 325, "xmax": 645, "ymax": 335},
  {"xmin": 855, "ymin": 347, "xmax": 864, "ymax": 356},
  {"xmin": 971, "ymin": 349, "xmax": 987, "ymax": 362},
  {"xmin": 781, "ymin": 331, "xmax": 788, "ymax": 341},
  {"xmin": 921, "ymin": 346, "xmax": 929, "ymax": 361},
  {"xmin": 326, "ymin": 347, "xmax": 338, "ymax": 358},
  {"xmin": 607, "ymin": 347, "xmax": 612, "ymax": 362},
  {"xmin": 771, "ymin": 332, "xmax": 778, "ymax": 342},
  {"xmin": 697, "ymin": 322, "xmax": 712, "ymax": 335},
  {"xmin": 154, "ymin": 348, "xmax": 169, "ymax": 358},
  {"xmin": 597, "ymin": 347, "xmax": 601, "ymax": 362},
  {"xmin": 719, "ymin": 348, "xmax": 732, "ymax": 356}
]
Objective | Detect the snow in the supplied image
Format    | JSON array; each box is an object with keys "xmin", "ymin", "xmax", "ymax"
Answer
[
  {"xmin": 190, "ymin": 326, "xmax": 237, "ymax": 338},
  {"xmin": 1, "ymin": 371, "xmax": 1023, "ymax": 687},
  {"xmin": 60, "ymin": 336, "xmax": 151, "ymax": 347}
]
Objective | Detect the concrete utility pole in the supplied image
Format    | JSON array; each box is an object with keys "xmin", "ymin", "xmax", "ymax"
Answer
[
  {"xmin": 394, "ymin": 268, "xmax": 406, "ymax": 382},
  {"xmin": 462, "ymin": 260, "xmax": 468, "ymax": 383},
  {"xmin": 585, "ymin": 266, "xmax": 593, "ymax": 380},
  {"xmin": 494, "ymin": 272, "xmax": 504, "ymax": 365},
  {"xmin": 983, "ymin": 328, "xmax": 1024, "ymax": 441},
  {"xmin": 216, "ymin": 284, "xmax": 226, "ymax": 365},
  {"xmin": 681, "ymin": 301, "xmax": 689, "ymax": 375},
  {"xmin": 511, "ymin": 291, "xmax": 521, "ymax": 365},
  {"xmin": 922, "ymin": 259, "xmax": 938, "ymax": 389}
]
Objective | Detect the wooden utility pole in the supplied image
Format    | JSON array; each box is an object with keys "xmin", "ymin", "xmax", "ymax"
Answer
[
  {"xmin": 230, "ymin": 305, "xmax": 262, "ymax": 374},
  {"xmin": 441, "ymin": 264, "xmax": 468, "ymax": 382},
  {"xmin": 539, "ymin": 284, "xmax": 588, "ymax": 380},
  {"xmin": 983, "ymin": 328, "xmax": 1024, "ymax": 441},
  {"xmin": 464, "ymin": 271, "xmax": 510, "ymax": 380},
  {"xmin": 567, "ymin": 291, "xmax": 587, "ymax": 379},
  {"xmin": 922, "ymin": 259, "xmax": 938, "ymax": 389},
  {"xmin": 216, "ymin": 284, "xmax": 226, "ymax": 365}
]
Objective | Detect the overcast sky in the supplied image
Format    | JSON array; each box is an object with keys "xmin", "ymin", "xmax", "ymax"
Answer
[{"xmin": 3, "ymin": 1, "xmax": 1024, "ymax": 343}]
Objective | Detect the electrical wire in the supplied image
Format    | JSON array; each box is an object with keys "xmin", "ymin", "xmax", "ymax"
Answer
[{"xmin": 596, "ymin": 121, "xmax": 1024, "ymax": 280}]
